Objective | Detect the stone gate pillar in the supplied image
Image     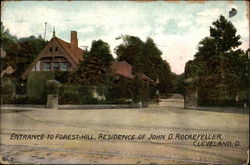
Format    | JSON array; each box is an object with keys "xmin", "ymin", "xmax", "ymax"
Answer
[
  {"xmin": 46, "ymin": 80, "xmax": 60, "ymax": 109},
  {"xmin": 184, "ymin": 60, "xmax": 198, "ymax": 109},
  {"xmin": 184, "ymin": 77, "xmax": 198, "ymax": 109}
]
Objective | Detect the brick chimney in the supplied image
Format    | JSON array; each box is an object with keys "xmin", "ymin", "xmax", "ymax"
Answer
[{"xmin": 70, "ymin": 31, "xmax": 78, "ymax": 50}]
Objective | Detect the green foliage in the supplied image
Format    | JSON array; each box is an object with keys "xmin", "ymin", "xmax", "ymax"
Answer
[
  {"xmin": 115, "ymin": 35, "xmax": 173, "ymax": 95},
  {"xmin": 73, "ymin": 40, "xmax": 114, "ymax": 85},
  {"xmin": 172, "ymin": 73, "xmax": 185, "ymax": 95},
  {"xmin": 1, "ymin": 77, "xmax": 16, "ymax": 95},
  {"xmin": 131, "ymin": 75, "xmax": 149, "ymax": 103},
  {"xmin": 104, "ymin": 76, "xmax": 133, "ymax": 101},
  {"xmin": 1, "ymin": 22, "xmax": 18, "ymax": 42},
  {"xmin": 1, "ymin": 95, "xmax": 45, "ymax": 104},
  {"xmin": 1, "ymin": 77, "xmax": 16, "ymax": 103},
  {"xmin": 27, "ymin": 71, "xmax": 55, "ymax": 102},
  {"xmin": 0, "ymin": 78, "xmax": 42, "ymax": 104},
  {"xmin": 15, "ymin": 35, "xmax": 46, "ymax": 77},
  {"xmin": 188, "ymin": 15, "xmax": 247, "ymax": 106},
  {"xmin": 1, "ymin": 22, "xmax": 47, "ymax": 95},
  {"xmin": 59, "ymin": 84, "xmax": 98, "ymax": 104},
  {"xmin": 46, "ymin": 80, "xmax": 60, "ymax": 96},
  {"xmin": 209, "ymin": 15, "xmax": 241, "ymax": 52},
  {"xmin": 1, "ymin": 34, "xmax": 46, "ymax": 79},
  {"xmin": 54, "ymin": 71, "xmax": 71, "ymax": 83}
]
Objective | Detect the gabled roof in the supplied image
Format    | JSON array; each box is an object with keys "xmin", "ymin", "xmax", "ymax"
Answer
[
  {"xmin": 21, "ymin": 36, "xmax": 84, "ymax": 80},
  {"xmin": 55, "ymin": 37, "xmax": 83, "ymax": 64}
]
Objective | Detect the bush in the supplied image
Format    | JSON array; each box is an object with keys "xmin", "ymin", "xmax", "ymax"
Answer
[
  {"xmin": 27, "ymin": 71, "xmax": 55, "ymax": 101},
  {"xmin": 47, "ymin": 80, "xmax": 60, "ymax": 96},
  {"xmin": 198, "ymin": 89, "xmax": 247, "ymax": 107},
  {"xmin": 1, "ymin": 77, "xmax": 16, "ymax": 104},
  {"xmin": 1, "ymin": 77, "xmax": 16, "ymax": 95},
  {"xmin": 1, "ymin": 95, "xmax": 45, "ymax": 104},
  {"xmin": 59, "ymin": 84, "xmax": 98, "ymax": 104},
  {"xmin": 25, "ymin": 71, "xmax": 151, "ymax": 105},
  {"xmin": 54, "ymin": 71, "xmax": 71, "ymax": 83}
]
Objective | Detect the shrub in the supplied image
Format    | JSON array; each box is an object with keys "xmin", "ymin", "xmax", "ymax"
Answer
[
  {"xmin": 27, "ymin": 71, "xmax": 54, "ymax": 101},
  {"xmin": 1, "ymin": 77, "xmax": 16, "ymax": 104},
  {"xmin": 1, "ymin": 95, "xmax": 45, "ymax": 104},
  {"xmin": 54, "ymin": 71, "xmax": 71, "ymax": 83},
  {"xmin": 46, "ymin": 80, "xmax": 60, "ymax": 96},
  {"xmin": 1, "ymin": 77, "xmax": 16, "ymax": 95},
  {"xmin": 59, "ymin": 84, "xmax": 98, "ymax": 104}
]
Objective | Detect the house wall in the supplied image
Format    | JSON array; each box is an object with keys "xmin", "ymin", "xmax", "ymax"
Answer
[{"xmin": 39, "ymin": 57, "xmax": 72, "ymax": 71}]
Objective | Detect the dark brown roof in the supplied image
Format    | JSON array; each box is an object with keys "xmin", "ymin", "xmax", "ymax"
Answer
[
  {"xmin": 137, "ymin": 73, "xmax": 154, "ymax": 83},
  {"xmin": 55, "ymin": 37, "xmax": 83, "ymax": 64},
  {"xmin": 111, "ymin": 61, "xmax": 134, "ymax": 79},
  {"xmin": 110, "ymin": 61, "xmax": 154, "ymax": 83}
]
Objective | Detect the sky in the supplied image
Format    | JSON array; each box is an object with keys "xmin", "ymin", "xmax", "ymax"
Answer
[{"xmin": 1, "ymin": 0, "xmax": 249, "ymax": 74}]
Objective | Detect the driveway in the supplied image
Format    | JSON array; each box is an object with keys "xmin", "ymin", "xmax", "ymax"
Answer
[{"xmin": 0, "ymin": 94, "xmax": 249, "ymax": 164}]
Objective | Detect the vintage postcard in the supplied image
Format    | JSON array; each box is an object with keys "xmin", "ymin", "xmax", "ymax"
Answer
[{"xmin": 0, "ymin": 0, "xmax": 249, "ymax": 164}]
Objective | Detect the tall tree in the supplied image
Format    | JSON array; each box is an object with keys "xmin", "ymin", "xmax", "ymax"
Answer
[
  {"xmin": 192, "ymin": 15, "xmax": 247, "ymax": 105},
  {"xmin": 115, "ymin": 35, "xmax": 173, "ymax": 95},
  {"xmin": 15, "ymin": 35, "xmax": 46, "ymax": 77},
  {"xmin": 74, "ymin": 39, "xmax": 114, "ymax": 85},
  {"xmin": 1, "ymin": 22, "xmax": 46, "ymax": 78}
]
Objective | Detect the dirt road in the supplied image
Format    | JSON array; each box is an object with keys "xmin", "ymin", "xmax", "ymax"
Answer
[{"xmin": 0, "ymin": 94, "xmax": 249, "ymax": 164}]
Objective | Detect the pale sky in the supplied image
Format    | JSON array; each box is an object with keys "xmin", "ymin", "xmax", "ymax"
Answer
[{"xmin": 1, "ymin": 1, "xmax": 249, "ymax": 74}]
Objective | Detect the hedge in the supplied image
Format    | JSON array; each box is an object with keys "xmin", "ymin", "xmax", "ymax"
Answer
[
  {"xmin": 1, "ymin": 77, "xmax": 16, "ymax": 104},
  {"xmin": 15, "ymin": 71, "xmax": 150, "ymax": 105},
  {"xmin": 27, "ymin": 71, "xmax": 55, "ymax": 102},
  {"xmin": 59, "ymin": 84, "xmax": 100, "ymax": 104}
]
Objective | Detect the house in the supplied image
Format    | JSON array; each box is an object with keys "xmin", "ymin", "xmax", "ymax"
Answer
[
  {"xmin": 21, "ymin": 30, "xmax": 154, "ymax": 83},
  {"xmin": 21, "ymin": 30, "xmax": 84, "ymax": 79}
]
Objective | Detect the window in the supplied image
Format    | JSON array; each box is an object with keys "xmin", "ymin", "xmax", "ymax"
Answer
[
  {"xmin": 44, "ymin": 63, "xmax": 51, "ymax": 71},
  {"xmin": 49, "ymin": 47, "xmax": 52, "ymax": 52},
  {"xmin": 55, "ymin": 47, "xmax": 58, "ymax": 51},
  {"xmin": 53, "ymin": 63, "xmax": 59, "ymax": 71},
  {"xmin": 61, "ymin": 62, "xmax": 68, "ymax": 71}
]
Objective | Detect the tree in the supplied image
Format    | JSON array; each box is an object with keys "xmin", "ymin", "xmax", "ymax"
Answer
[
  {"xmin": 74, "ymin": 39, "xmax": 114, "ymax": 85},
  {"xmin": 0, "ymin": 22, "xmax": 18, "ymax": 73},
  {"xmin": 1, "ymin": 22, "xmax": 46, "ymax": 78},
  {"xmin": 191, "ymin": 15, "xmax": 247, "ymax": 106},
  {"xmin": 172, "ymin": 72, "xmax": 185, "ymax": 95},
  {"xmin": 1, "ymin": 22, "xmax": 48, "ymax": 94},
  {"xmin": 115, "ymin": 35, "xmax": 173, "ymax": 95},
  {"xmin": 116, "ymin": 35, "xmax": 144, "ymax": 73},
  {"xmin": 209, "ymin": 15, "xmax": 241, "ymax": 52},
  {"xmin": 15, "ymin": 35, "xmax": 46, "ymax": 77}
]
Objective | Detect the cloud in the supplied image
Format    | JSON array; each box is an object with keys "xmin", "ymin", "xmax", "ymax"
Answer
[
  {"xmin": 196, "ymin": 8, "xmax": 225, "ymax": 26},
  {"xmin": 177, "ymin": 20, "xmax": 192, "ymax": 27},
  {"xmin": 197, "ymin": 8, "xmax": 224, "ymax": 17}
]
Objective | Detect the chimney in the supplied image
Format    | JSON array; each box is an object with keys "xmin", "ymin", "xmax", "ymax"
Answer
[{"xmin": 70, "ymin": 31, "xmax": 78, "ymax": 50}]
